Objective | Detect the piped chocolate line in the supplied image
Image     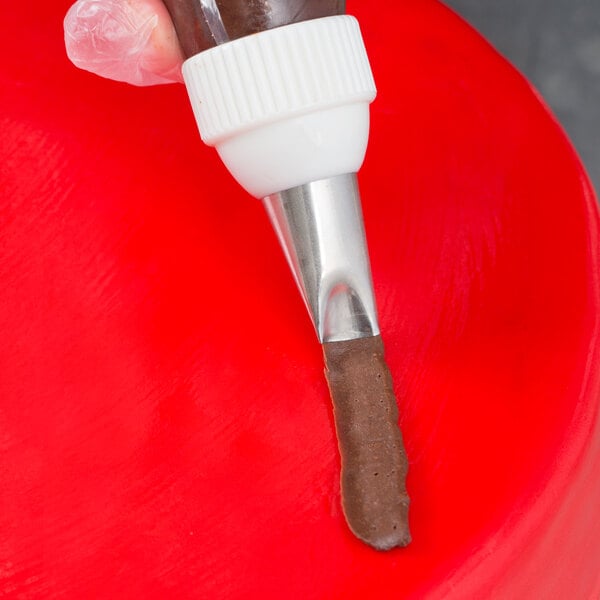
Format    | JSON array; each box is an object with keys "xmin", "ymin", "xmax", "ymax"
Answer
[{"xmin": 323, "ymin": 335, "xmax": 410, "ymax": 551}]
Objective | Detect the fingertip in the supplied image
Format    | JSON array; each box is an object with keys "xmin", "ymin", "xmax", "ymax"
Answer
[{"xmin": 64, "ymin": 0, "xmax": 184, "ymax": 86}]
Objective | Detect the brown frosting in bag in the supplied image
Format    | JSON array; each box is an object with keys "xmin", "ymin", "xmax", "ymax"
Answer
[{"xmin": 162, "ymin": 0, "xmax": 346, "ymax": 58}]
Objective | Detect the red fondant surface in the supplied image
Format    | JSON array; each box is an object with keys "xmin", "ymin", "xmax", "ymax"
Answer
[{"xmin": 1, "ymin": 1, "xmax": 599, "ymax": 598}]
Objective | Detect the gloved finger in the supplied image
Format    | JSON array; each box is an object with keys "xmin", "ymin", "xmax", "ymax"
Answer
[{"xmin": 64, "ymin": 0, "xmax": 184, "ymax": 86}]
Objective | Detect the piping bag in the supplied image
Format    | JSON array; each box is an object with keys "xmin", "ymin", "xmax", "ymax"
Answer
[{"xmin": 161, "ymin": 0, "xmax": 410, "ymax": 551}]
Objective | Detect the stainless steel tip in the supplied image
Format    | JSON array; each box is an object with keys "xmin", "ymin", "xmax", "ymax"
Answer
[{"xmin": 263, "ymin": 173, "xmax": 380, "ymax": 343}]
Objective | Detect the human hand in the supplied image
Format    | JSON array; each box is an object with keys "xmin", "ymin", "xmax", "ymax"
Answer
[{"xmin": 64, "ymin": 0, "xmax": 184, "ymax": 86}]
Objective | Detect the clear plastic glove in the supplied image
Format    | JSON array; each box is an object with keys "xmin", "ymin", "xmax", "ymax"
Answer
[{"xmin": 64, "ymin": 0, "xmax": 184, "ymax": 86}]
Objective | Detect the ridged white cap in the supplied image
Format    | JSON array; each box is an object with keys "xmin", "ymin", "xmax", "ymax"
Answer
[{"xmin": 182, "ymin": 15, "xmax": 376, "ymax": 198}]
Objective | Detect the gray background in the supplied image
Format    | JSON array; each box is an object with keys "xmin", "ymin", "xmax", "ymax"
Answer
[{"xmin": 443, "ymin": 0, "xmax": 599, "ymax": 193}]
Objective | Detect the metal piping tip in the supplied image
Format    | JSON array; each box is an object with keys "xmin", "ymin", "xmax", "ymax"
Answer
[{"xmin": 263, "ymin": 173, "xmax": 380, "ymax": 343}]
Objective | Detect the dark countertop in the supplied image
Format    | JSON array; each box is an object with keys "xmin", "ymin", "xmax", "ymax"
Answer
[{"xmin": 443, "ymin": 0, "xmax": 600, "ymax": 193}]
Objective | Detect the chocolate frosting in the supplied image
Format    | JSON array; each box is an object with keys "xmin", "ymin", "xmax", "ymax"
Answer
[
  {"xmin": 161, "ymin": 0, "xmax": 346, "ymax": 58},
  {"xmin": 323, "ymin": 335, "xmax": 410, "ymax": 550}
]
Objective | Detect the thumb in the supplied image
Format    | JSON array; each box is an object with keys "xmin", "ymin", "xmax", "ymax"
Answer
[{"xmin": 64, "ymin": 0, "xmax": 184, "ymax": 86}]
